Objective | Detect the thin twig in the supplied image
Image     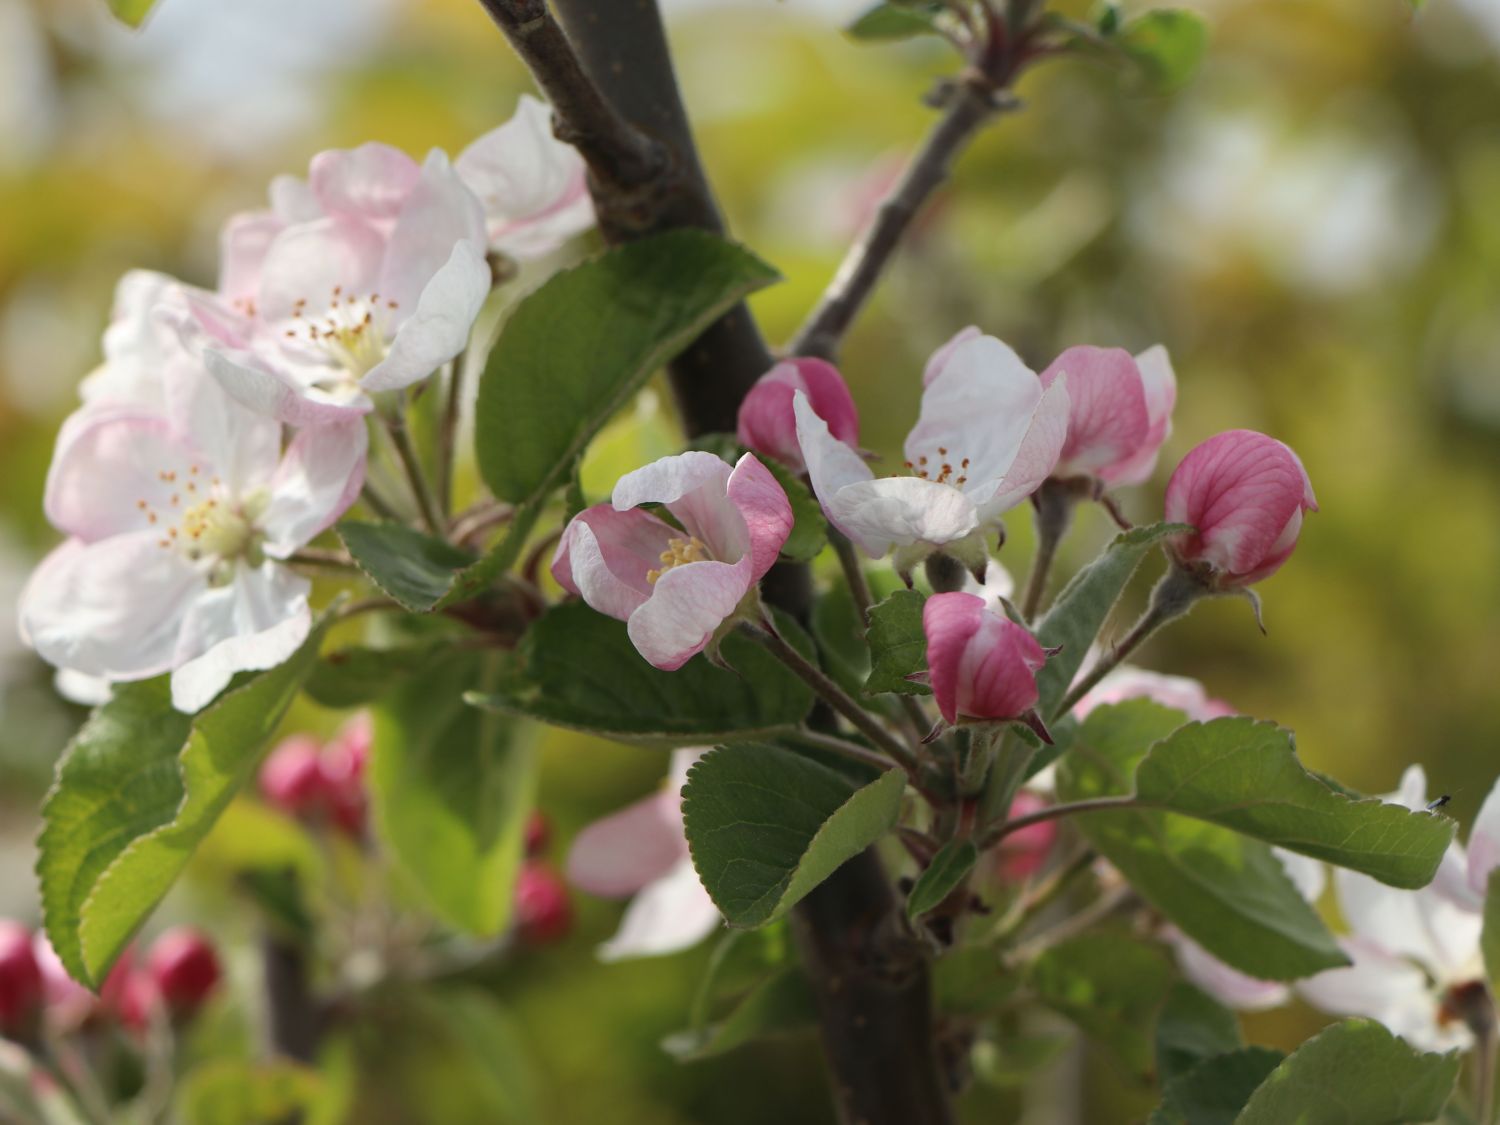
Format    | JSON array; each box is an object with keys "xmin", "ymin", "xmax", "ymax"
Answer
[
  {"xmin": 383, "ymin": 412, "xmax": 445, "ymax": 536},
  {"xmin": 436, "ymin": 355, "xmax": 466, "ymax": 518},
  {"xmin": 980, "ymin": 795, "xmax": 1142, "ymax": 850},
  {"xmin": 360, "ymin": 479, "xmax": 403, "ymax": 522},
  {"xmin": 792, "ymin": 727, "xmax": 908, "ymax": 775}
]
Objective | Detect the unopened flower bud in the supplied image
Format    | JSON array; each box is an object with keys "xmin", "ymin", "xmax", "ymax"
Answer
[
  {"xmin": 0, "ymin": 922, "xmax": 43, "ymax": 1039},
  {"xmin": 515, "ymin": 862, "xmax": 573, "ymax": 946},
  {"xmin": 146, "ymin": 928, "xmax": 221, "ymax": 1019},
  {"xmin": 320, "ymin": 713, "xmax": 371, "ymax": 838},
  {"xmin": 1164, "ymin": 430, "xmax": 1317, "ymax": 588},
  {"xmin": 736, "ymin": 358, "xmax": 858, "ymax": 475},
  {"xmin": 259, "ymin": 735, "xmax": 327, "ymax": 818},
  {"xmin": 1039, "ymin": 345, "xmax": 1176, "ymax": 488},
  {"xmin": 995, "ymin": 791, "xmax": 1057, "ymax": 882},
  {"xmin": 922, "ymin": 592, "xmax": 1048, "ymax": 727},
  {"xmin": 525, "ymin": 811, "xmax": 550, "ymax": 858}
]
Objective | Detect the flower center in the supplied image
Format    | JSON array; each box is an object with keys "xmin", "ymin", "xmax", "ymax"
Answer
[
  {"xmin": 282, "ymin": 286, "xmax": 401, "ymax": 381},
  {"xmin": 140, "ymin": 466, "xmax": 268, "ymax": 585},
  {"xmin": 903, "ymin": 445, "xmax": 970, "ymax": 487},
  {"xmin": 646, "ymin": 536, "xmax": 710, "ymax": 584}
]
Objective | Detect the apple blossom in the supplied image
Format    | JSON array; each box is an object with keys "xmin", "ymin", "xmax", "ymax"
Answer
[
  {"xmin": 1297, "ymin": 766, "xmax": 1484, "ymax": 1052},
  {"xmin": 922, "ymin": 591, "xmax": 1049, "ymax": 728},
  {"xmin": 259, "ymin": 734, "xmax": 327, "ymax": 817},
  {"xmin": 145, "ymin": 928, "xmax": 221, "ymax": 1018},
  {"xmin": 1164, "ymin": 429, "xmax": 1318, "ymax": 588},
  {"xmin": 551, "ymin": 451, "xmax": 793, "ymax": 670},
  {"xmin": 1038, "ymin": 345, "xmax": 1176, "ymax": 488},
  {"xmin": 736, "ymin": 357, "xmax": 859, "ymax": 475},
  {"xmin": 20, "ymin": 373, "xmax": 366, "ymax": 713},
  {"xmin": 0, "ymin": 923, "xmax": 42, "ymax": 1039},
  {"xmin": 185, "ymin": 143, "xmax": 491, "ymax": 425},
  {"xmin": 567, "ymin": 749, "xmax": 721, "ymax": 961},
  {"xmin": 1072, "ymin": 665, "xmax": 1234, "ymax": 723},
  {"xmin": 994, "ymin": 790, "xmax": 1057, "ymax": 882},
  {"xmin": 258, "ymin": 715, "xmax": 371, "ymax": 837},
  {"xmin": 515, "ymin": 862, "xmax": 574, "ymax": 946},
  {"xmin": 454, "ymin": 94, "xmax": 595, "ymax": 260},
  {"xmin": 795, "ymin": 330, "xmax": 1068, "ymax": 578}
]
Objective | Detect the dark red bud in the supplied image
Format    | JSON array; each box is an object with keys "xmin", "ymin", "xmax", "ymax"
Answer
[
  {"xmin": 0, "ymin": 922, "xmax": 43, "ymax": 1038},
  {"xmin": 515, "ymin": 862, "xmax": 573, "ymax": 946},
  {"xmin": 259, "ymin": 735, "xmax": 327, "ymax": 817},
  {"xmin": 145, "ymin": 928, "xmax": 220, "ymax": 1018}
]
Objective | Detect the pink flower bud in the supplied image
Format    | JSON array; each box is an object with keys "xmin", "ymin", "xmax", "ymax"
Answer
[
  {"xmin": 98, "ymin": 947, "xmax": 153, "ymax": 1033},
  {"xmin": 145, "ymin": 928, "xmax": 221, "ymax": 1018},
  {"xmin": 1039, "ymin": 345, "xmax": 1176, "ymax": 487},
  {"xmin": 922, "ymin": 592, "xmax": 1048, "ymax": 726},
  {"xmin": 515, "ymin": 862, "xmax": 573, "ymax": 946},
  {"xmin": 736, "ymin": 358, "xmax": 859, "ymax": 474},
  {"xmin": 1164, "ymin": 430, "xmax": 1318, "ymax": 587},
  {"xmin": 525, "ymin": 811, "xmax": 550, "ymax": 858},
  {"xmin": 995, "ymin": 791, "xmax": 1057, "ymax": 882},
  {"xmin": 320, "ymin": 713, "xmax": 371, "ymax": 838},
  {"xmin": 32, "ymin": 934, "xmax": 96, "ymax": 1030},
  {"xmin": 259, "ymin": 735, "xmax": 327, "ymax": 818},
  {"xmin": 0, "ymin": 922, "xmax": 43, "ymax": 1038}
]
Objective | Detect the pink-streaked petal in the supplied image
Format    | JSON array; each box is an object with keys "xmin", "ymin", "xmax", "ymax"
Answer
[
  {"xmin": 1072, "ymin": 665, "xmax": 1233, "ymax": 724},
  {"xmin": 921, "ymin": 325, "xmax": 982, "ymax": 388},
  {"xmin": 830, "ymin": 476, "xmax": 979, "ymax": 559},
  {"xmin": 1164, "ymin": 430, "xmax": 1316, "ymax": 584},
  {"xmin": 955, "ymin": 612, "xmax": 1044, "ymax": 722},
  {"xmin": 257, "ymin": 216, "xmax": 386, "ymax": 326},
  {"xmin": 45, "ymin": 410, "xmax": 193, "ymax": 542},
  {"xmin": 1170, "ymin": 932, "xmax": 1291, "ymax": 1012},
  {"xmin": 205, "ymin": 348, "xmax": 371, "ymax": 427},
  {"xmin": 170, "ymin": 566, "xmax": 312, "ymax": 712},
  {"xmin": 360, "ymin": 240, "xmax": 489, "ymax": 394},
  {"xmin": 906, "ymin": 334, "xmax": 1045, "ymax": 499},
  {"xmin": 738, "ymin": 359, "xmax": 859, "ymax": 474},
  {"xmin": 218, "ymin": 213, "xmax": 282, "ymax": 308},
  {"xmin": 1102, "ymin": 344, "xmax": 1178, "ymax": 487},
  {"xmin": 260, "ymin": 420, "xmax": 368, "ymax": 555},
  {"xmin": 971, "ymin": 374, "xmax": 1071, "ymax": 520},
  {"xmin": 626, "ymin": 558, "xmax": 753, "ymax": 671},
  {"xmin": 614, "ymin": 452, "xmax": 744, "ymax": 560},
  {"xmin": 597, "ymin": 859, "xmax": 721, "ymax": 962},
  {"xmin": 554, "ymin": 509, "xmax": 678, "ymax": 621},
  {"xmin": 725, "ymin": 454, "xmax": 793, "ymax": 582},
  {"xmin": 309, "ymin": 142, "xmax": 422, "ymax": 221},
  {"xmin": 567, "ymin": 789, "xmax": 687, "ymax": 897},
  {"xmin": 1040, "ymin": 346, "xmax": 1150, "ymax": 479},
  {"xmin": 456, "ymin": 95, "xmax": 594, "ymax": 259},
  {"xmin": 20, "ymin": 533, "xmax": 202, "ymax": 682},
  {"xmin": 378, "ymin": 150, "xmax": 487, "ymax": 314},
  {"xmin": 923, "ymin": 592, "xmax": 984, "ymax": 725}
]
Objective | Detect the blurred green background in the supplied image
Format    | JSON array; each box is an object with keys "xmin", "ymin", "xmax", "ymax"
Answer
[{"xmin": 0, "ymin": 0, "xmax": 1496, "ymax": 1119}]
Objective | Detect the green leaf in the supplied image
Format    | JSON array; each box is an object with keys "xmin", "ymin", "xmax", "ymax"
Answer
[
  {"xmin": 864, "ymin": 589, "xmax": 931, "ymax": 697},
  {"xmin": 468, "ymin": 602, "xmax": 813, "ymax": 746},
  {"xmin": 372, "ymin": 653, "xmax": 536, "ymax": 936},
  {"xmin": 1057, "ymin": 701, "xmax": 1347, "ymax": 981},
  {"xmin": 1155, "ymin": 982, "xmax": 1243, "ymax": 1087},
  {"xmin": 1028, "ymin": 931, "xmax": 1175, "ymax": 1077},
  {"xmin": 106, "ymin": 0, "xmax": 158, "ymax": 27},
  {"xmin": 1034, "ymin": 522, "xmax": 1186, "ymax": 718},
  {"xmin": 1486, "ymin": 869, "xmax": 1500, "ymax": 992},
  {"xmin": 682, "ymin": 743, "xmax": 906, "ymax": 928},
  {"xmin": 177, "ymin": 1061, "xmax": 322, "ymax": 1125},
  {"xmin": 765, "ymin": 458, "xmax": 828, "ymax": 563},
  {"xmin": 1148, "ymin": 1047, "xmax": 1284, "ymax": 1125},
  {"xmin": 337, "ymin": 521, "xmax": 477, "ymax": 613},
  {"xmin": 304, "ymin": 640, "xmax": 452, "ymax": 709},
  {"xmin": 475, "ymin": 231, "xmax": 778, "ymax": 508},
  {"xmin": 846, "ymin": 2, "xmax": 943, "ymax": 40},
  {"xmin": 1119, "ymin": 10, "xmax": 1209, "ymax": 94},
  {"xmin": 39, "ymin": 614, "xmax": 333, "ymax": 986},
  {"xmin": 1133, "ymin": 716, "xmax": 1455, "ymax": 888},
  {"xmin": 906, "ymin": 838, "xmax": 978, "ymax": 919},
  {"xmin": 971, "ymin": 1035, "xmax": 1070, "ymax": 1087},
  {"xmin": 662, "ymin": 968, "xmax": 816, "ymax": 1060},
  {"xmin": 1235, "ymin": 1019, "xmax": 1461, "ymax": 1125}
]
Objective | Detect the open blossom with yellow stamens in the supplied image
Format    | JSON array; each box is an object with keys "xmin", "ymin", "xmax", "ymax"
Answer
[
  {"xmin": 551, "ymin": 452, "xmax": 793, "ymax": 671},
  {"xmin": 20, "ymin": 366, "xmax": 366, "ymax": 713},
  {"xmin": 794, "ymin": 329, "xmax": 1070, "ymax": 581}
]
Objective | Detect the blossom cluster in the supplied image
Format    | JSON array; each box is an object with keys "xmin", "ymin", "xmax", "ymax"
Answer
[{"xmin": 18, "ymin": 97, "xmax": 592, "ymax": 712}]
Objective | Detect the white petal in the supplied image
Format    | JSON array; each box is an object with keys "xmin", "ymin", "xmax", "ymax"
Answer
[
  {"xmin": 20, "ymin": 533, "xmax": 202, "ymax": 681},
  {"xmin": 53, "ymin": 668, "xmax": 113, "ymax": 707},
  {"xmin": 1273, "ymin": 847, "xmax": 1327, "ymax": 903},
  {"xmin": 1298, "ymin": 938, "xmax": 1469, "ymax": 1053},
  {"xmin": 378, "ymin": 149, "xmax": 487, "ymax": 314},
  {"xmin": 45, "ymin": 409, "xmax": 185, "ymax": 541},
  {"xmin": 1334, "ymin": 865, "xmax": 1481, "ymax": 980},
  {"xmin": 1171, "ymin": 932, "xmax": 1290, "ymax": 1011},
  {"xmin": 257, "ymin": 216, "xmax": 385, "ymax": 326},
  {"xmin": 360, "ymin": 240, "xmax": 489, "ymax": 394},
  {"xmin": 1467, "ymin": 776, "xmax": 1500, "ymax": 904},
  {"xmin": 970, "ymin": 373, "xmax": 1071, "ymax": 519},
  {"xmin": 261, "ymin": 420, "xmax": 368, "ymax": 554},
  {"xmin": 169, "ymin": 565, "xmax": 312, "ymax": 712},
  {"xmin": 828, "ymin": 476, "xmax": 979, "ymax": 558},
  {"xmin": 567, "ymin": 789, "xmax": 686, "ymax": 897},
  {"xmin": 626, "ymin": 558, "xmax": 752, "ymax": 671},
  {"xmin": 597, "ymin": 858, "xmax": 722, "ymax": 962},
  {"xmin": 205, "ymin": 348, "xmax": 371, "ymax": 427}
]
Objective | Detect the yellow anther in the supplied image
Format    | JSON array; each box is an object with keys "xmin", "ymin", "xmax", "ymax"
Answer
[{"xmin": 647, "ymin": 535, "xmax": 710, "ymax": 583}]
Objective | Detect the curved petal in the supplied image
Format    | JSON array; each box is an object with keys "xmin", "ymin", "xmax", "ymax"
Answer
[
  {"xmin": 725, "ymin": 454, "xmax": 793, "ymax": 582},
  {"xmin": 1334, "ymin": 865, "xmax": 1481, "ymax": 980},
  {"xmin": 1273, "ymin": 847, "xmax": 1327, "ymax": 903},
  {"xmin": 218, "ymin": 213, "xmax": 283, "ymax": 309},
  {"xmin": 20, "ymin": 533, "xmax": 202, "ymax": 682},
  {"xmin": 1102, "ymin": 344, "xmax": 1177, "ymax": 487},
  {"xmin": 456, "ymin": 95, "xmax": 594, "ymax": 259},
  {"xmin": 378, "ymin": 149, "xmax": 487, "ymax": 314},
  {"xmin": 1297, "ymin": 937, "xmax": 1464, "ymax": 1053},
  {"xmin": 922, "ymin": 591, "xmax": 983, "ymax": 726},
  {"xmin": 257, "ymin": 216, "xmax": 386, "ymax": 327},
  {"xmin": 45, "ymin": 410, "xmax": 187, "ymax": 541},
  {"xmin": 626, "ymin": 557, "xmax": 752, "ymax": 671},
  {"xmin": 1040, "ymin": 346, "xmax": 1149, "ymax": 479},
  {"xmin": 794, "ymin": 391, "xmax": 880, "ymax": 550},
  {"xmin": 1467, "ymin": 777, "xmax": 1500, "ymax": 904},
  {"xmin": 169, "ymin": 565, "xmax": 312, "ymax": 712},
  {"xmin": 309, "ymin": 142, "xmax": 422, "ymax": 221},
  {"xmin": 614, "ymin": 452, "xmax": 743, "ymax": 560},
  {"xmin": 970, "ymin": 374, "xmax": 1071, "ymax": 520},
  {"xmin": 567, "ymin": 789, "xmax": 687, "ymax": 897},
  {"xmin": 955, "ymin": 613, "xmax": 1044, "ymax": 722},
  {"xmin": 597, "ymin": 859, "xmax": 721, "ymax": 962},
  {"xmin": 205, "ymin": 348, "xmax": 371, "ymax": 427},
  {"xmin": 360, "ymin": 240, "xmax": 489, "ymax": 394},
  {"xmin": 84, "ymin": 270, "xmax": 177, "ymax": 411},
  {"xmin": 830, "ymin": 476, "xmax": 979, "ymax": 559},
  {"xmin": 1170, "ymin": 933, "xmax": 1291, "ymax": 1012},
  {"xmin": 261, "ymin": 420, "xmax": 368, "ymax": 555},
  {"xmin": 921, "ymin": 325, "xmax": 982, "ymax": 388},
  {"xmin": 554, "ymin": 510, "xmax": 677, "ymax": 621},
  {"xmin": 1072, "ymin": 665, "xmax": 1233, "ymax": 724}
]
